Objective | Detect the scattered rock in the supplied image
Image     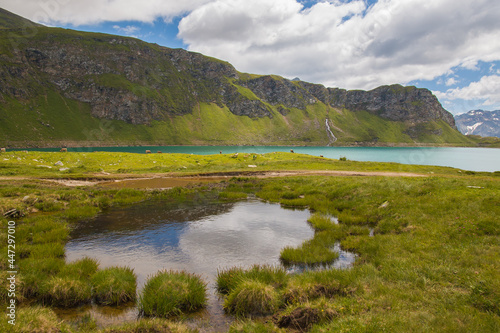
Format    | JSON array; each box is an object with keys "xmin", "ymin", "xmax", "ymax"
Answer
[
  {"xmin": 54, "ymin": 161, "xmax": 64, "ymax": 166},
  {"xmin": 59, "ymin": 168, "xmax": 70, "ymax": 171},
  {"xmin": 248, "ymin": 165, "xmax": 257, "ymax": 168},
  {"xmin": 37, "ymin": 165, "xmax": 52, "ymax": 168},
  {"xmin": 467, "ymin": 186, "xmax": 484, "ymax": 189}
]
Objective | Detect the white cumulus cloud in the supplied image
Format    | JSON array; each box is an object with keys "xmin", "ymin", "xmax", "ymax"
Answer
[
  {"xmin": 437, "ymin": 75, "xmax": 500, "ymax": 106},
  {"xmin": 0, "ymin": 0, "xmax": 212, "ymax": 25},
  {"xmin": 178, "ymin": 0, "xmax": 500, "ymax": 90},
  {"xmin": 113, "ymin": 25, "xmax": 140, "ymax": 36},
  {"xmin": 445, "ymin": 78, "xmax": 458, "ymax": 86}
]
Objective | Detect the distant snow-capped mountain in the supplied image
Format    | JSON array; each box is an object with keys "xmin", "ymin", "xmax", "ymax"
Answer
[{"xmin": 455, "ymin": 110, "xmax": 500, "ymax": 138}]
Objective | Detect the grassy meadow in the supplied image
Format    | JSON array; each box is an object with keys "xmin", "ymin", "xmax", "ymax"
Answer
[{"xmin": 0, "ymin": 151, "xmax": 498, "ymax": 332}]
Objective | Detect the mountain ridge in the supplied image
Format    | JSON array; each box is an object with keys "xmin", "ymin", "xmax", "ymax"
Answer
[
  {"xmin": 0, "ymin": 8, "xmax": 476, "ymax": 148},
  {"xmin": 455, "ymin": 110, "xmax": 500, "ymax": 138}
]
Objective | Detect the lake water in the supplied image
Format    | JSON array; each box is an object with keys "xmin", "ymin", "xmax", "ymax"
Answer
[
  {"xmin": 64, "ymin": 198, "xmax": 318, "ymax": 330},
  {"xmin": 21, "ymin": 146, "xmax": 500, "ymax": 172}
]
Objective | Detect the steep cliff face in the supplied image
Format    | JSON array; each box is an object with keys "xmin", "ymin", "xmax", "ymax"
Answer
[
  {"xmin": 327, "ymin": 85, "xmax": 455, "ymax": 127},
  {"xmin": 0, "ymin": 8, "xmax": 468, "ymax": 147}
]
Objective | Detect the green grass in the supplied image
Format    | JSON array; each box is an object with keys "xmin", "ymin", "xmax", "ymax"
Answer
[
  {"xmin": 139, "ymin": 270, "xmax": 207, "ymax": 317},
  {"xmin": 59, "ymin": 257, "xmax": 99, "ymax": 280},
  {"xmin": 224, "ymin": 280, "xmax": 281, "ymax": 316},
  {"xmin": 280, "ymin": 234, "xmax": 340, "ymax": 266},
  {"xmin": 217, "ymin": 265, "xmax": 289, "ymax": 295},
  {"xmin": 0, "ymin": 150, "xmax": 475, "ymax": 179},
  {"xmin": 0, "ymin": 306, "xmax": 72, "ymax": 333},
  {"xmin": 0, "ymin": 152, "xmax": 498, "ymax": 331},
  {"xmin": 41, "ymin": 275, "xmax": 92, "ymax": 307},
  {"xmin": 91, "ymin": 266, "xmax": 137, "ymax": 305},
  {"xmin": 307, "ymin": 213, "xmax": 337, "ymax": 231},
  {"xmin": 280, "ymin": 214, "xmax": 344, "ymax": 266}
]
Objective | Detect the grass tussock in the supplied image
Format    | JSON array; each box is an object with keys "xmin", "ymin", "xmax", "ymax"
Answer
[
  {"xmin": 217, "ymin": 265, "xmax": 289, "ymax": 295},
  {"xmin": 91, "ymin": 266, "xmax": 137, "ymax": 305},
  {"xmin": 60, "ymin": 257, "xmax": 99, "ymax": 279},
  {"xmin": 280, "ymin": 230, "xmax": 340, "ymax": 266},
  {"xmin": 307, "ymin": 213, "xmax": 337, "ymax": 231},
  {"xmin": 139, "ymin": 270, "xmax": 207, "ymax": 317},
  {"xmin": 41, "ymin": 275, "xmax": 92, "ymax": 307},
  {"xmin": 0, "ymin": 306, "xmax": 71, "ymax": 333},
  {"xmin": 224, "ymin": 279, "xmax": 281, "ymax": 316}
]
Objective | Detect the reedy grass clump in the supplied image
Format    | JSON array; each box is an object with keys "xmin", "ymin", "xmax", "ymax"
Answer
[
  {"xmin": 274, "ymin": 297, "xmax": 340, "ymax": 331},
  {"xmin": 217, "ymin": 265, "xmax": 289, "ymax": 295},
  {"xmin": 224, "ymin": 279, "xmax": 281, "ymax": 316},
  {"xmin": 41, "ymin": 275, "xmax": 92, "ymax": 307},
  {"xmin": 60, "ymin": 257, "xmax": 99, "ymax": 279},
  {"xmin": 218, "ymin": 191, "xmax": 248, "ymax": 201},
  {"xmin": 216, "ymin": 267, "xmax": 245, "ymax": 295},
  {"xmin": 283, "ymin": 269, "xmax": 359, "ymax": 305},
  {"xmin": 91, "ymin": 266, "xmax": 137, "ymax": 305},
  {"xmin": 0, "ymin": 306, "xmax": 71, "ymax": 333},
  {"xmin": 281, "ymin": 211, "xmax": 345, "ymax": 266},
  {"xmin": 23, "ymin": 242, "xmax": 65, "ymax": 259},
  {"xmin": 280, "ymin": 230, "xmax": 340, "ymax": 266},
  {"xmin": 307, "ymin": 213, "xmax": 337, "ymax": 231},
  {"xmin": 139, "ymin": 270, "xmax": 207, "ymax": 317},
  {"xmin": 18, "ymin": 257, "xmax": 65, "ymax": 299}
]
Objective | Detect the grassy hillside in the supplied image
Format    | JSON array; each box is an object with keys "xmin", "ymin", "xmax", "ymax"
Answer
[
  {"xmin": 0, "ymin": 89, "xmax": 477, "ymax": 148},
  {"xmin": 0, "ymin": 9, "xmax": 478, "ymax": 148}
]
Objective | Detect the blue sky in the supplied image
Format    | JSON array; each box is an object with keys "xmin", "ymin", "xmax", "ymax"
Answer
[{"xmin": 1, "ymin": 0, "xmax": 500, "ymax": 115}]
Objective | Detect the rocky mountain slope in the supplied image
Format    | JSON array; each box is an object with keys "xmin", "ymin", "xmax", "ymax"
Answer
[
  {"xmin": 0, "ymin": 8, "xmax": 473, "ymax": 147},
  {"xmin": 455, "ymin": 110, "xmax": 500, "ymax": 138}
]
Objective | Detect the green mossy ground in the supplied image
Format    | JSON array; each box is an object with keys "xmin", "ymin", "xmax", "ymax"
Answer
[{"xmin": 0, "ymin": 152, "xmax": 498, "ymax": 332}]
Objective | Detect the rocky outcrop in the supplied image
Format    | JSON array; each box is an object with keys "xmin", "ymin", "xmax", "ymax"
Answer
[{"xmin": 327, "ymin": 85, "xmax": 455, "ymax": 127}]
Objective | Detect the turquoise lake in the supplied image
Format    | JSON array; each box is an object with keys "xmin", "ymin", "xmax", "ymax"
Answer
[{"xmin": 18, "ymin": 146, "xmax": 500, "ymax": 172}]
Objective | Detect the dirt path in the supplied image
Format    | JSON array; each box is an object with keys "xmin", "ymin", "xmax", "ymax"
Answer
[{"xmin": 26, "ymin": 170, "xmax": 425, "ymax": 187}]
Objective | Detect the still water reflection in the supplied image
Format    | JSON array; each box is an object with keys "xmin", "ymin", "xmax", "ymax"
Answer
[{"xmin": 64, "ymin": 199, "xmax": 314, "ymax": 329}]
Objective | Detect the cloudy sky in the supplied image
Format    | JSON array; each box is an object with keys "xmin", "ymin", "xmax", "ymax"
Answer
[{"xmin": 2, "ymin": 0, "xmax": 500, "ymax": 115}]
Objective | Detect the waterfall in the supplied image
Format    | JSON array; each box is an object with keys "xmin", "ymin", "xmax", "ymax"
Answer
[{"xmin": 325, "ymin": 118, "xmax": 337, "ymax": 146}]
